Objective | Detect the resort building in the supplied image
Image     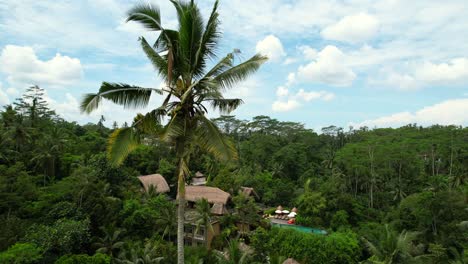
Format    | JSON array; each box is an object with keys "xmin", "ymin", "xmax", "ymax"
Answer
[
  {"xmin": 184, "ymin": 210, "xmax": 221, "ymax": 248},
  {"xmin": 191, "ymin": 171, "xmax": 207, "ymax": 186},
  {"xmin": 137, "ymin": 174, "xmax": 170, "ymax": 193}
]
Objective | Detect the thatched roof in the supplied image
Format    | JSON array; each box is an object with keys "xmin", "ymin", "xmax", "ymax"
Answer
[
  {"xmin": 283, "ymin": 258, "xmax": 300, "ymax": 264},
  {"xmin": 194, "ymin": 171, "xmax": 205, "ymax": 178},
  {"xmin": 211, "ymin": 203, "xmax": 228, "ymax": 215},
  {"xmin": 291, "ymin": 207, "xmax": 298, "ymax": 213},
  {"xmin": 184, "ymin": 186, "xmax": 230, "ymax": 205},
  {"xmin": 137, "ymin": 174, "xmax": 170, "ymax": 193},
  {"xmin": 240, "ymin": 187, "xmax": 259, "ymax": 199}
]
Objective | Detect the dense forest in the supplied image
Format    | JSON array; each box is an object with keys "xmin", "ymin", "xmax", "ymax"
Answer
[{"xmin": 0, "ymin": 86, "xmax": 466, "ymax": 263}]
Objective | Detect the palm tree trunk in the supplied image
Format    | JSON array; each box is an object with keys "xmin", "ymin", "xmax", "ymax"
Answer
[
  {"xmin": 176, "ymin": 145, "xmax": 187, "ymax": 264},
  {"xmin": 177, "ymin": 182, "xmax": 185, "ymax": 264}
]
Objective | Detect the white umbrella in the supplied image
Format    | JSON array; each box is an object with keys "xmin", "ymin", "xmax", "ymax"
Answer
[
  {"xmin": 275, "ymin": 210, "xmax": 282, "ymax": 214},
  {"xmin": 287, "ymin": 212, "xmax": 296, "ymax": 218},
  {"xmin": 282, "ymin": 210, "xmax": 290, "ymax": 214}
]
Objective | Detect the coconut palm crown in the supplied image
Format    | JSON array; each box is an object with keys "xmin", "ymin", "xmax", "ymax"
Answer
[{"xmin": 80, "ymin": 1, "xmax": 267, "ymax": 263}]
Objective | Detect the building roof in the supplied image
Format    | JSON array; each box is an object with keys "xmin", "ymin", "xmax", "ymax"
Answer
[
  {"xmin": 194, "ymin": 171, "xmax": 205, "ymax": 178},
  {"xmin": 137, "ymin": 174, "xmax": 170, "ymax": 193},
  {"xmin": 283, "ymin": 258, "xmax": 300, "ymax": 264},
  {"xmin": 240, "ymin": 187, "xmax": 259, "ymax": 199},
  {"xmin": 211, "ymin": 203, "xmax": 228, "ymax": 215},
  {"xmin": 184, "ymin": 186, "xmax": 231, "ymax": 205}
]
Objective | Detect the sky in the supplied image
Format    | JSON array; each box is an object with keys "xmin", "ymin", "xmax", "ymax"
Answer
[{"xmin": 0, "ymin": 0, "xmax": 467, "ymax": 131}]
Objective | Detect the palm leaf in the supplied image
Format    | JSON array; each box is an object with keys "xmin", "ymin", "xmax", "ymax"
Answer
[
  {"xmin": 214, "ymin": 53, "xmax": 268, "ymax": 90},
  {"xmin": 80, "ymin": 82, "xmax": 162, "ymax": 113},
  {"xmin": 140, "ymin": 37, "xmax": 168, "ymax": 79},
  {"xmin": 107, "ymin": 127, "xmax": 140, "ymax": 166},
  {"xmin": 209, "ymin": 98, "xmax": 243, "ymax": 114},
  {"xmin": 196, "ymin": 114, "xmax": 237, "ymax": 161},
  {"xmin": 126, "ymin": 3, "xmax": 163, "ymax": 32}
]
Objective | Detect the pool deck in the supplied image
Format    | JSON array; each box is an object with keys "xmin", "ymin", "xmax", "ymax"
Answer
[{"xmin": 270, "ymin": 218, "xmax": 290, "ymax": 225}]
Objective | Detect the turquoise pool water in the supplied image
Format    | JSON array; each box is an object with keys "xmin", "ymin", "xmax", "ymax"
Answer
[{"xmin": 271, "ymin": 222, "xmax": 327, "ymax": 235}]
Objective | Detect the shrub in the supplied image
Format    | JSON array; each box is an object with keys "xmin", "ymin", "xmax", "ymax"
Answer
[
  {"xmin": 251, "ymin": 227, "xmax": 361, "ymax": 264},
  {"xmin": 55, "ymin": 253, "xmax": 110, "ymax": 264},
  {"xmin": 0, "ymin": 243, "xmax": 43, "ymax": 264}
]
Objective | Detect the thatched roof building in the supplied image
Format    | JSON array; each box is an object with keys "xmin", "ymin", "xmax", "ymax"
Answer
[
  {"xmin": 240, "ymin": 186, "xmax": 259, "ymax": 200},
  {"xmin": 137, "ymin": 174, "xmax": 170, "ymax": 193},
  {"xmin": 211, "ymin": 202, "xmax": 228, "ymax": 215},
  {"xmin": 184, "ymin": 186, "xmax": 231, "ymax": 205},
  {"xmin": 191, "ymin": 171, "xmax": 207, "ymax": 186}
]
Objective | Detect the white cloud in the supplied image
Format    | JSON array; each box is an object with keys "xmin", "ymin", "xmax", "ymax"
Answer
[
  {"xmin": 297, "ymin": 45, "xmax": 356, "ymax": 86},
  {"xmin": 415, "ymin": 58, "xmax": 468, "ymax": 84},
  {"xmin": 0, "ymin": 45, "xmax": 83, "ymax": 87},
  {"xmin": 272, "ymin": 99, "xmax": 300, "ymax": 112},
  {"xmin": 321, "ymin": 13, "xmax": 379, "ymax": 43},
  {"xmin": 6, "ymin": 87, "xmax": 19, "ymax": 95},
  {"xmin": 276, "ymin": 86, "xmax": 289, "ymax": 97},
  {"xmin": 350, "ymin": 98, "xmax": 468, "ymax": 128},
  {"xmin": 298, "ymin": 45, "xmax": 318, "ymax": 60},
  {"xmin": 255, "ymin": 35, "xmax": 286, "ymax": 62},
  {"xmin": 371, "ymin": 58, "xmax": 468, "ymax": 90},
  {"xmin": 283, "ymin": 57, "xmax": 297, "ymax": 65},
  {"xmin": 0, "ymin": 82, "xmax": 9, "ymax": 105},
  {"xmin": 286, "ymin": 73, "xmax": 296, "ymax": 86},
  {"xmin": 297, "ymin": 89, "xmax": 335, "ymax": 102}
]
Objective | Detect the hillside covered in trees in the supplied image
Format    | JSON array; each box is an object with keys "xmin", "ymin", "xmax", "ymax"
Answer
[{"xmin": 0, "ymin": 86, "xmax": 467, "ymax": 263}]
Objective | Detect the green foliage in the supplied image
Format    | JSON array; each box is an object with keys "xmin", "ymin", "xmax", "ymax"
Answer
[
  {"xmin": 54, "ymin": 253, "xmax": 110, "ymax": 264},
  {"xmin": 330, "ymin": 210, "xmax": 350, "ymax": 231},
  {"xmin": 251, "ymin": 227, "xmax": 360, "ymax": 263},
  {"xmin": 0, "ymin": 243, "xmax": 43, "ymax": 264},
  {"xmin": 24, "ymin": 218, "xmax": 90, "ymax": 255}
]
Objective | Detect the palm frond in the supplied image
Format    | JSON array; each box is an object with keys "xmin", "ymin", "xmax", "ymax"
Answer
[
  {"xmin": 214, "ymin": 53, "xmax": 268, "ymax": 90},
  {"xmin": 196, "ymin": 115, "xmax": 237, "ymax": 161},
  {"xmin": 160, "ymin": 113, "xmax": 184, "ymax": 142},
  {"xmin": 107, "ymin": 128, "xmax": 140, "ymax": 166},
  {"xmin": 126, "ymin": 3, "xmax": 162, "ymax": 31},
  {"xmin": 209, "ymin": 98, "xmax": 243, "ymax": 114},
  {"xmin": 193, "ymin": 0, "xmax": 221, "ymax": 76},
  {"xmin": 140, "ymin": 37, "xmax": 168, "ymax": 79},
  {"xmin": 80, "ymin": 82, "xmax": 162, "ymax": 113}
]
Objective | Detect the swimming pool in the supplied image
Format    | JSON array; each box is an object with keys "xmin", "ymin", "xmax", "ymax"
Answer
[{"xmin": 271, "ymin": 222, "xmax": 327, "ymax": 235}]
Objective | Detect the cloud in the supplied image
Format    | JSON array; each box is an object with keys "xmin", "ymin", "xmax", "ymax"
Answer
[
  {"xmin": 0, "ymin": 45, "xmax": 83, "ymax": 87},
  {"xmin": 255, "ymin": 35, "xmax": 286, "ymax": 62},
  {"xmin": 296, "ymin": 89, "xmax": 335, "ymax": 102},
  {"xmin": 370, "ymin": 57, "xmax": 468, "ymax": 90},
  {"xmin": 276, "ymin": 86, "xmax": 289, "ymax": 97},
  {"xmin": 297, "ymin": 45, "xmax": 356, "ymax": 86},
  {"xmin": 298, "ymin": 45, "xmax": 318, "ymax": 60},
  {"xmin": 415, "ymin": 58, "xmax": 468, "ymax": 84},
  {"xmin": 272, "ymin": 99, "xmax": 300, "ymax": 112},
  {"xmin": 0, "ymin": 82, "xmax": 9, "ymax": 105},
  {"xmin": 350, "ymin": 98, "xmax": 468, "ymax": 128},
  {"xmin": 321, "ymin": 13, "xmax": 379, "ymax": 43}
]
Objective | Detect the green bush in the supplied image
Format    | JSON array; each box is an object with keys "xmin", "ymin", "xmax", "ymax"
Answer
[
  {"xmin": 0, "ymin": 243, "xmax": 43, "ymax": 264},
  {"xmin": 55, "ymin": 253, "xmax": 110, "ymax": 264},
  {"xmin": 251, "ymin": 227, "xmax": 361, "ymax": 264},
  {"xmin": 24, "ymin": 218, "xmax": 90, "ymax": 255}
]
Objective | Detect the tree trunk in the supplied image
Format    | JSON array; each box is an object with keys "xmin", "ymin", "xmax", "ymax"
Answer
[
  {"xmin": 177, "ymin": 187, "xmax": 185, "ymax": 264},
  {"xmin": 176, "ymin": 141, "xmax": 187, "ymax": 264}
]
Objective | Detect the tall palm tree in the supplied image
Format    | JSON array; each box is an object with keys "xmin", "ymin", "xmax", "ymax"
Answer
[{"xmin": 80, "ymin": 1, "xmax": 267, "ymax": 263}]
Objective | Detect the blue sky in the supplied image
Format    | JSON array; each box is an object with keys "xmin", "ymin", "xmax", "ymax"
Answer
[{"xmin": 0, "ymin": 0, "xmax": 467, "ymax": 131}]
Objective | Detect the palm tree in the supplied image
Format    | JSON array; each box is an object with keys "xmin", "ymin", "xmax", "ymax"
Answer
[
  {"xmin": 363, "ymin": 225, "xmax": 426, "ymax": 264},
  {"xmin": 216, "ymin": 239, "xmax": 251, "ymax": 264},
  {"xmin": 80, "ymin": 1, "xmax": 267, "ymax": 263},
  {"xmin": 93, "ymin": 225, "xmax": 125, "ymax": 257},
  {"xmin": 195, "ymin": 198, "xmax": 214, "ymax": 236}
]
